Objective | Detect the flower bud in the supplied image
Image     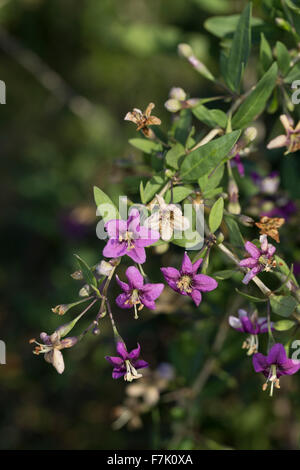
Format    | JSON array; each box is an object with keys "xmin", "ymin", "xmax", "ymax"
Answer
[
  {"xmin": 216, "ymin": 232, "xmax": 224, "ymax": 244},
  {"xmin": 227, "ymin": 178, "xmax": 241, "ymax": 215},
  {"xmin": 164, "ymin": 98, "xmax": 182, "ymax": 113},
  {"xmin": 79, "ymin": 284, "xmax": 90, "ymax": 297},
  {"xmin": 96, "ymin": 260, "xmax": 114, "ymax": 277},
  {"xmin": 244, "ymin": 127, "xmax": 257, "ymax": 142},
  {"xmin": 238, "ymin": 215, "xmax": 255, "ymax": 227},
  {"xmin": 178, "ymin": 43, "xmax": 193, "ymax": 58},
  {"xmin": 169, "ymin": 87, "xmax": 186, "ymax": 101}
]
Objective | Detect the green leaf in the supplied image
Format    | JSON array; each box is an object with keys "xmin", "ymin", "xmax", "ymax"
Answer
[
  {"xmin": 209, "ymin": 197, "xmax": 224, "ymax": 233},
  {"xmin": 213, "ymin": 269, "xmax": 239, "ymax": 280},
  {"xmin": 260, "ymin": 33, "xmax": 273, "ymax": 73},
  {"xmin": 164, "ymin": 186, "xmax": 193, "ymax": 204},
  {"xmin": 93, "ymin": 186, "xmax": 120, "ymax": 223},
  {"xmin": 235, "ymin": 288, "xmax": 268, "ymax": 302},
  {"xmin": 202, "ymin": 187, "xmax": 223, "ymax": 199},
  {"xmin": 224, "ymin": 3, "xmax": 252, "ymax": 92},
  {"xmin": 275, "ymin": 255, "xmax": 298, "ymax": 286},
  {"xmin": 180, "ymin": 131, "xmax": 240, "ymax": 182},
  {"xmin": 142, "ymin": 172, "xmax": 167, "ymax": 204},
  {"xmin": 275, "ymin": 41, "xmax": 291, "ymax": 76},
  {"xmin": 174, "ymin": 109, "xmax": 192, "ymax": 146},
  {"xmin": 224, "ymin": 216, "xmax": 244, "ymax": 248},
  {"xmin": 165, "ymin": 143, "xmax": 186, "ymax": 170},
  {"xmin": 74, "ymin": 254, "xmax": 97, "ymax": 288},
  {"xmin": 285, "ymin": 0, "xmax": 300, "ymax": 14},
  {"xmin": 129, "ymin": 138, "xmax": 162, "ymax": 154},
  {"xmin": 192, "ymin": 105, "xmax": 227, "ymax": 128},
  {"xmin": 198, "ymin": 164, "xmax": 224, "ymax": 193},
  {"xmin": 270, "ymin": 294, "xmax": 298, "ymax": 317},
  {"xmin": 284, "ymin": 61, "xmax": 300, "ymax": 84},
  {"xmin": 232, "ymin": 63, "xmax": 278, "ymax": 129},
  {"xmin": 204, "ymin": 14, "xmax": 263, "ymax": 38},
  {"xmin": 274, "ymin": 320, "xmax": 296, "ymax": 331}
]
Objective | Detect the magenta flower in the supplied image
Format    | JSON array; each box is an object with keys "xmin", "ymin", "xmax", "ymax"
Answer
[
  {"xmin": 239, "ymin": 235, "xmax": 276, "ymax": 285},
  {"xmin": 229, "ymin": 309, "xmax": 274, "ymax": 355},
  {"xmin": 105, "ymin": 341, "xmax": 148, "ymax": 381},
  {"xmin": 116, "ymin": 266, "xmax": 164, "ymax": 319},
  {"xmin": 103, "ymin": 209, "xmax": 160, "ymax": 264},
  {"xmin": 161, "ymin": 252, "xmax": 218, "ymax": 306},
  {"xmin": 253, "ymin": 343, "xmax": 300, "ymax": 396}
]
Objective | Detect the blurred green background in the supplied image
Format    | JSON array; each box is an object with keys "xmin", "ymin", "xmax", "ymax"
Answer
[{"xmin": 1, "ymin": 0, "xmax": 300, "ymax": 450}]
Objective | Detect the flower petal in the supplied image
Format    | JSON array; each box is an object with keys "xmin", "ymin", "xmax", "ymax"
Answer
[
  {"xmin": 229, "ymin": 315, "xmax": 243, "ymax": 331},
  {"xmin": 133, "ymin": 359, "xmax": 149, "ymax": 370},
  {"xmin": 191, "ymin": 289, "xmax": 202, "ymax": 306},
  {"xmin": 240, "ymin": 257, "xmax": 258, "ymax": 268},
  {"xmin": 193, "ymin": 274, "xmax": 218, "ymax": 292},
  {"xmin": 267, "ymin": 134, "xmax": 287, "ymax": 149},
  {"xmin": 279, "ymin": 358, "xmax": 300, "ymax": 376},
  {"xmin": 135, "ymin": 226, "xmax": 160, "ymax": 247},
  {"xmin": 126, "ymin": 266, "xmax": 144, "ymax": 289},
  {"xmin": 116, "ymin": 293, "xmax": 132, "ymax": 309},
  {"xmin": 259, "ymin": 235, "xmax": 268, "ymax": 252},
  {"xmin": 128, "ymin": 343, "xmax": 141, "ymax": 360},
  {"xmin": 253, "ymin": 353, "xmax": 268, "ymax": 374},
  {"xmin": 103, "ymin": 239, "xmax": 127, "ymax": 258},
  {"xmin": 161, "ymin": 267, "xmax": 180, "ymax": 280},
  {"xmin": 192, "ymin": 258, "xmax": 203, "ymax": 273},
  {"xmin": 245, "ymin": 241, "xmax": 261, "ymax": 259},
  {"xmin": 105, "ymin": 355, "xmax": 124, "ymax": 366},
  {"xmin": 116, "ymin": 341, "xmax": 128, "ymax": 360},
  {"xmin": 267, "ymin": 343, "xmax": 287, "ymax": 366},
  {"xmin": 105, "ymin": 219, "xmax": 127, "ymax": 238},
  {"xmin": 115, "ymin": 275, "xmax": 130, "ymax": 293},
  {"xmin": 112, "ymin": 368, "xmax": 126, "ymax": 379},
  {"xmin": 127, "ymin": 246, "xmax": 146, "ymax": 264},
  {"xmin": 181, "ymin": 252, "xmax": 193, "ymax": 274},
  {"xmin": 141, "ymin": 283, "xmax": 164, "ymax": 300},
  {"xmin": 51, "ymin": 349, "xmax": 65, "ymax": 374},
  {"xmin": 242, "ymin": 265, "xmax": 261, "ymax": 285}
]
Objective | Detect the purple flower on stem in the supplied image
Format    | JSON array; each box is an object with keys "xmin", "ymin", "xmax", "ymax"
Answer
[
  {"xmin": 161, "ymin": 252, "xmax": 218, "ymax": 307},
  {"xmin": 239, "ymin": 235, "xmax": 276, "ymax": 285},
  {"xmin": 105, "ymin": 341, "xmax": 148, "ymax": 381},
  {"xmin": 116, "ymin": 266, "xmax": 164, "ymax": 319},
  {"xmin": 229, "ymin": 309, "xmax": 274, "ymax": 355},
  {"xmin": 103, "ymin": 209, "xmax": 160, "ymax": 264},
  {"xmin": 253, "ymin": 343, "xmax": 300, "ymax": 396}
]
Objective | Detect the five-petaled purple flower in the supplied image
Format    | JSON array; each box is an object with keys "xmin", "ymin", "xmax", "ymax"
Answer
[
  {"xmin": 103, "ymin": 209, "xmax": 160, "ymax": 264},
  {"xmin": 116, "ymin": 266, "xmax": 164, "ymax": 319},
  {"xmin": 161, "ymin": 252, "xmax": 218, "ymax": 306},
  {"xmin": 105, "ymin": 341, "xmax": 148, "ymax": 381},
  {"xmin": 253, "ymin": 343, "xmax": 300, "ymax": 396},
  {"xmin": 229, "ymin": 309, "xmax": 274, "ymax": 355},
  {"xmin": 239, "ymin": 235, "xmax": 276, "ymax": 285}
]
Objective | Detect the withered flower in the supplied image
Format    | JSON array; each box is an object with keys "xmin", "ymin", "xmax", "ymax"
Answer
[
  {"xmin": 255, "ymin": 216, "xmax": 285, "ymax": 243},
  {"xmin": 124, "ymin": 102, "xmax": 161, "ymax": 137},
  {"xmin": 267, "ymin": 114, "xmax": 300, "ymax": 154}
]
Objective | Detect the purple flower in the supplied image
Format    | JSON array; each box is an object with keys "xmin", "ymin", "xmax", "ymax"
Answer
[
  {"xmin": 116, "ymin": 266, "xmax": 164, "ymax": 319},
  {"xmin": 253, "ymin": 343, "xmax": 300, "ymax": 396},
  {"xmin": 161, "ymin": 252, "xmax": 218, "ymax": 306},
  {"xmin": 229, "ymin": 309, "xmax": 274, "ymax": 355},
  {"xmin": 103, "ymin": 209, "xmax": 160, "ymax": 264},
  {"xmin": 261, "ymin": 199, "xmax": 297, "ymax": 220},
  {"xmin": 239, "ymin": 235, "xmax": 276, "ymax": 284},
  {"xmin": 105, "ymin": 341, "xmax": 148, "ymax": 381}
]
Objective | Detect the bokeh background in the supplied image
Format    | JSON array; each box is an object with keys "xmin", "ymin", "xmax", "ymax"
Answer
[{"xmin": 1, "ymin": 0, "xmax": 300, "ymax": 450}]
